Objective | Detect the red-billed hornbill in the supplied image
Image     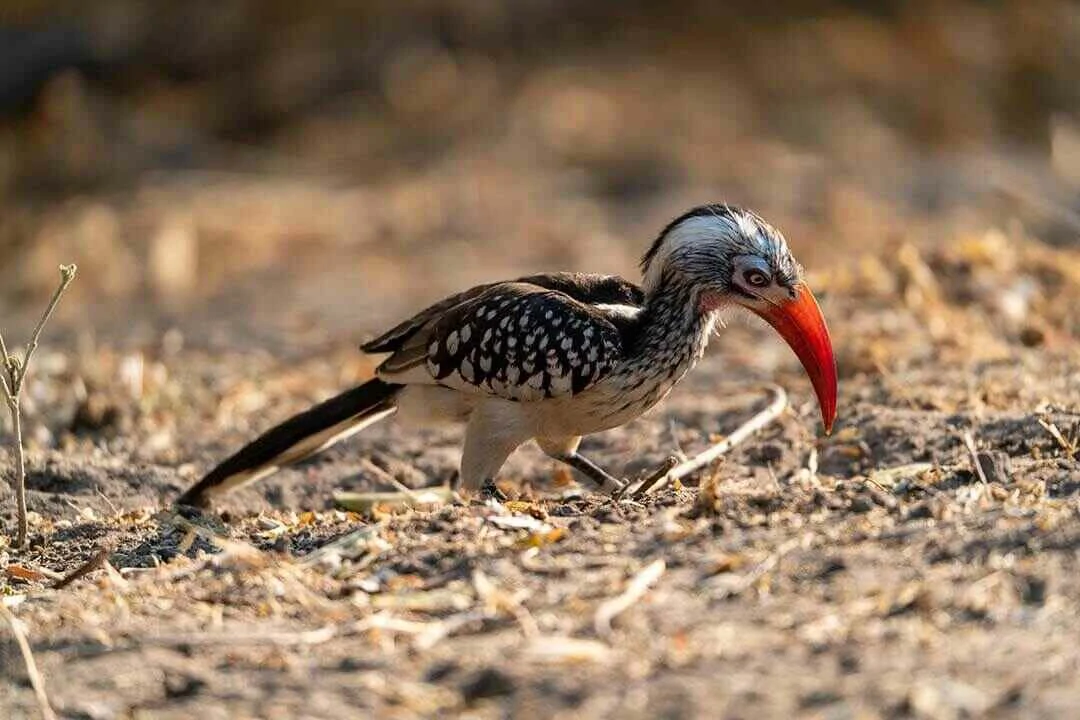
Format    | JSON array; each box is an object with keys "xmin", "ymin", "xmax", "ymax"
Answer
[{"xmin": 177, "ymin": 204, "xmax": 836, "ymax": 507}]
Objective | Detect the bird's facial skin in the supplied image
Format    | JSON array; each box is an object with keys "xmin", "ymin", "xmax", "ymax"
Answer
[{"xmin": 646, "ymin": 205, "xmax": 837, "ymax": 433}]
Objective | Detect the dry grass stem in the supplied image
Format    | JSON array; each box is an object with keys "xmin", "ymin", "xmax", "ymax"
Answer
[
  {"xmin": 0, "ymin": 604, "xmax": 57, "ymax": 720},
  {"xmin": 713, "ymin": 537, "xmax": 801, "ymax": 600},
  {"xmin": 53, "ymin": 539, "xmax": 117, "ymax": 589},
  {"xmin": 594, "ymin": 558, "xmax": 666, "ymax": 638},
  {"xmin": 334, "ymin": 488, "xmax": 453, "ymax": 513},
  {"xmin": 628, "ymin": 385, "xmax": 788, "ymax": 498},
  {"xmin": 523, "ymin": 636, "xmax": 614, "ymax": 664},
  {"xmin": 473, "ymin": 568, "xmax": 540, "ymax": 638},
  {"xmin": 299, "ymin": 525, "xmax": 384, "ymax": 567},
  {"xmin": 962, "ymin": 431, "xmax": 990, "ymax": 486},
  {"xmin": 2, "ymin": 264, "xmax": 77, "ymax": 547},
  {"xmin": 1037, "ymin": 418, "xmax": 1078, "ymax": 458},
  {"xmin": 413, "ymin": 610, "xmax": 488, "ymax": 651}
]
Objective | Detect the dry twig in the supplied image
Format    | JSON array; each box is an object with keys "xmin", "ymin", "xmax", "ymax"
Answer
[
  {"xmin": 712, "ymin": 537, "xmax": 800, "ymax": 599},
  {"xmin": 0, "ymin": 604, "xmax": 57, "ymax": 720},
  {"xmin": 961, "ymin": 431, "xmax": 990, "ymax": 486},
  {"xmin": 413, "ymin": 610, "xmax": 489, "ymax": 650},
  {"xmin": 473, "ymin": 568, "xmax": 539, "ymax": 638},
  {"xmin": 53, "ymin": 539, "xmax": 118, "ymax": 590},
  {"xmin": 1037, "ymin": 418, "xmax": 1078, "ymax": 459},
  {"xmin": 334, "ymin": 487, "xmax": 453, "ymax": 513},
  {"xmin": 140, "ymin": 624, "xmax": 339, "ymax": 649},
  {"xmin": 1, "ymin": 264, "xmax": 77, "ymax": 547},
  {"xmin": 594, "ymin": 558, "xmax": 666, "ymax": 638},
  {"xmin": 626, "ymin": 385, "xmax": 788, "ymax": 498}
]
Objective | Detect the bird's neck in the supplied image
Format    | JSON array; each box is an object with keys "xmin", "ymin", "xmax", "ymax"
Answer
[
  {"xmin": 633, "ymin": 275, "xmax": 716, "ymax": 363},
  {"xmin": 587, "ymin": 275, "xmax": 717, "ymax": 429}
]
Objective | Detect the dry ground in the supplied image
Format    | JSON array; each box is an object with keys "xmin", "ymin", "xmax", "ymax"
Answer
[{"xmin": 1, "ymin": 228, "xmax": 1078, "ymax": 719}]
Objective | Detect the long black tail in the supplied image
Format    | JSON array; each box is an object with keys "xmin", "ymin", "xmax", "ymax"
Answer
[{"xmin": 176, "ymin": 379, "xmax": 402, "ymax": 508}]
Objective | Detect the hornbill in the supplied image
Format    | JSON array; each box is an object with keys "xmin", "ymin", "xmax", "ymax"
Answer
[{"xmin": 177, "ymin": 204, "xmax": 837, "ymax": 507}]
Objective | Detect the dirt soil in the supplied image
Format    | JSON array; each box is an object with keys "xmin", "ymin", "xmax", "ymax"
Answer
[
  {"xmin": 2, "ymin": 3, "xmax": 1080, "ymax": 718},
  {"xmin": 1, "ymin": 248, "xmax": 1078, "ymax": 719}
]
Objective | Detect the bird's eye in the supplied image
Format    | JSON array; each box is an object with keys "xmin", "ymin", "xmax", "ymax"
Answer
[{"xmin": 743, "ymin": 269, "xmax": 770, "ymax": 288}]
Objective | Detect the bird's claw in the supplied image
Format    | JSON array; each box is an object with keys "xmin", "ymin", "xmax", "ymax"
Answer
[{"xmin": 480, "ymin": 478, "xmax": 508, "ymax": 503}]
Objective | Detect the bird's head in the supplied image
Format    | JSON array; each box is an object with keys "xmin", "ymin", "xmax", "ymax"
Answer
[{"xmin": 641, "ymin": 204, "xmax": 837, "ymax": 433}]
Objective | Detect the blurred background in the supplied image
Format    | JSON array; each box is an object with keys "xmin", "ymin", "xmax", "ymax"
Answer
[{"xmin": 0, "ymin": 0, "xmax": 1078, "ymax": 361}]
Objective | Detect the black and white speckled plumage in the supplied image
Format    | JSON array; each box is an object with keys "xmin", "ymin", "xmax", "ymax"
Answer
[
  {"xmin": 363, "ymin": 273, "xmax": 642, "ymax": 355},
  {"xmin": 423, "ymin": 284, "xmax": 626, "ymax": 399},
  {"xmin": 177, "ymin": 203, "xmax": 812, "ymax": 505},
  {"xmin": 365, "ymin": 273, "xmax": 646, "ymax": 401}
]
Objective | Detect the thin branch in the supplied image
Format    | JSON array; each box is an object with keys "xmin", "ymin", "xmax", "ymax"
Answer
[
  {"xmin": 11, "ymin": 407, "xmax": 27, "ymax": 547},
  {"xmin": 962, "ymin": 431, "xmax": 990, "ymax": 486},
  {"xmin": 53, "ymin": 539, "xmax": 117, "ymax": 590},
  {"xmin": 0, "ymin": 605, "xmax": 57, "ymax": 720},
  {"xmin": 1037, "ymin": 417, "xmax": 1078, "ymax": 459},
  {"xmin": 712, "ymin": 537, "xmax": 800, "ymax": 599},
  {"xmin": 0, "ymin": 328, "xmax": 10, "ymax": 366},
  {"xmin": 613, "ymin": 457, "xmax": 677, "ymax": 501},
  {"xmin": 594, "ymin": 558, "xmax": 666, "ymax": 638},
  {"xmin": 0, "ymin": 330, "xmax": 12, "ymax": 398},
  {"xmin": 2, "ymin": 265, "xmax": 77, "ymax": 547},
  {"xmin": 14, "ymin": 265, "xmax": 77, "ymax": 393},
  {"xmin": 625, "ymin": 385, "xmax": 789, "ymax": 498}
]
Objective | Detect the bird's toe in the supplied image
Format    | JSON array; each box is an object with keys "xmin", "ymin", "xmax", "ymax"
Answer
[{"xmin": 480, "ymin": 478, "xmax": 508, "ymax": 503}]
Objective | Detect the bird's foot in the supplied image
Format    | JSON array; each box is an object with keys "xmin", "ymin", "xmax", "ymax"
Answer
[{"xmin": 480, "ymin": 478, "xmax": 508, "ymax": 503}]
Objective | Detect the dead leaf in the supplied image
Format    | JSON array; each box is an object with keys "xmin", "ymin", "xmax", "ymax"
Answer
[
  {"xmin": 504, "ymin": 500, "xmax": 545, "ymax": 518},
  {"xmin": 518, "ymin": 527, "xmax": 567, "ymax": 548},
  {"xmin": 707, "ymin": 553, "xmax": 746, "ymax": 574},
  {"xmin": 5, "ymin": 565, "xmax": 47, "ymax": 583}
]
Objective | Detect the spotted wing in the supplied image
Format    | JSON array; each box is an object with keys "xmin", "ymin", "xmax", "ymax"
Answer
[
  {"xmin": 378, "ymin": 282, "xmax": 630, "ymax": 400},
  {"xmin": 362, "ymin": 272, "xmax": 642, "ymax": 355}
]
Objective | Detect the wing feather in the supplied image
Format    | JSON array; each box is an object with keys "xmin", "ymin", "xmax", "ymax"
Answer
[{"xmin": 375, "ymin": 281, "xmax": 633, "ymax": 401}]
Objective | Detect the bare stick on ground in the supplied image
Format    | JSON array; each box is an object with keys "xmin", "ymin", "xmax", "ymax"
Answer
[
  {"xmin": 53, "ymin": 538, "xmax": 117, "ymax": 590},
  {"xmin": 1, "ymin": 264, "xmax": 77, "ymax": 548},
  {"xmin": 594, "ymin": 558, "xmax": 666, "ymax": 638},
  {"xmin": 962, "ymin": 431, "xmax": 990, "ymax": 486},
  {"xmin": 0, "ymin": 604, "xmax": 58, "ymax": 720},
  {"xmin": 624, "ymin": 384, "xmax": 789, "ymax": 499}
]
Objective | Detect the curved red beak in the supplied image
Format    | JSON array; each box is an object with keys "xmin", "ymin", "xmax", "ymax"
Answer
[{"xmin": 753, "ymin": 284, "xmax": 837, "ymax": 433}]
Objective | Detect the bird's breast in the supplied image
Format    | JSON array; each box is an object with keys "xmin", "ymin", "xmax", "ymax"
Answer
[{"xmin": 535, "ymin": 337, "xmax": 707, "ymax": 436}]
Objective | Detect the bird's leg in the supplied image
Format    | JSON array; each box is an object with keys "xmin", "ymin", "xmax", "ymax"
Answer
[
  {"xmin": 555, "ymin": 452, "xmax": 626, "ymax": 494},
  {"xmin": 459, "ymin": 408, "xmax": 529, "ymax": 492},
  {"xmin": 537, "ymin": 435, "xmax": 625, "ymax": 494}
]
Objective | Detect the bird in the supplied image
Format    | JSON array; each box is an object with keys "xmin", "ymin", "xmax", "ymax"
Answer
[{"xmin": 176, "ymin": 204, "xmax": 837, "ymax": 508}]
